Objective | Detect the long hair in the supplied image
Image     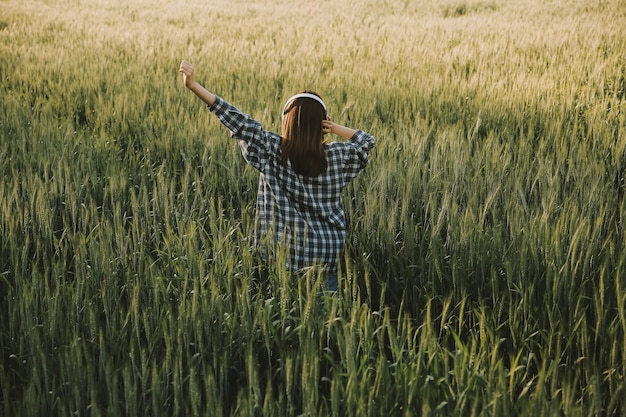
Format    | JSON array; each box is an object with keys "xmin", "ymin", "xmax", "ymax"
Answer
[{"xmin": 280, "ymin": 91, "xmax": 328, "ymax": 177}]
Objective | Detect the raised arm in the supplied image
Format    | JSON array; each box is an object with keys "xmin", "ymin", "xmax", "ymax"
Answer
[
  {"xmin": 322, "ymin": 119, "xmax": 357, "ymax": 140},
  {"xmin": 179, "ymin": 60, "xmax": 216, "ymax": 107}
]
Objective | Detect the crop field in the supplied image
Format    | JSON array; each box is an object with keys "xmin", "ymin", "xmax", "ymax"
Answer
[{"xmin": 1, "ymin": 0, "xmax": 626, "ymax": 415}]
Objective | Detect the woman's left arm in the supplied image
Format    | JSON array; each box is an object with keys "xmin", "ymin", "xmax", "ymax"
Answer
[
  {"xmin": 179, "ymin": 60, "xmax": 217, "ymax": 107},
  {"xmin": 180, "ymin": 61, "xmax": 280, "ymax": 172}
]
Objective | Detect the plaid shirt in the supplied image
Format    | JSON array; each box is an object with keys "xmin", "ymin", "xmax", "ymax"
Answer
[{"xmin": 209, "ymin": 96, "xmax": 375, "ymax": 273}]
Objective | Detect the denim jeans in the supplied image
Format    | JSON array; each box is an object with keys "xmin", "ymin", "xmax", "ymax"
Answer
[{"xmin": 327, "ymin": 271, "xmax": 338, "ymax": 292}]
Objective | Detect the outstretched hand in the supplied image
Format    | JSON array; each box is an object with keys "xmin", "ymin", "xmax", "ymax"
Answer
[
  {"xmin": 178, "ymin": 60, "xmax": 217, "ymax": 107},
  {"xmin": 179, "ymin": 60, "xmax": 196, "ymax": 89}
]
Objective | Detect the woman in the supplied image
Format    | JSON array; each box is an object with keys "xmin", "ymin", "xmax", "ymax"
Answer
[{"xmin": 179, "ymin": 60, "xmax": 375, "ymax": 291}]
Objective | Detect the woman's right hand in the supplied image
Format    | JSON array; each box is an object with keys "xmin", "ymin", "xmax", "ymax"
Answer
[
  {"xmin": 322, "ymin": 119, "xmax": 333, "ymax": 135},
  {"xmin": 323, "ymin": 119, "xmax": 357, "ymax": 140}
]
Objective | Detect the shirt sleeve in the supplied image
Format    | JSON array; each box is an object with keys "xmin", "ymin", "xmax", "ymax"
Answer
[
  {"xmin": 208, "ymin": 96, "xmax": 280, "ymax": 172},
  {"xmin": 341, "ymin": 130, "xmax": 376, "ymax": 181}
]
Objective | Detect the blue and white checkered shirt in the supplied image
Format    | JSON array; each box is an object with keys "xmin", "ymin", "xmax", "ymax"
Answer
[{"xmin": 209, "ymin": 96, "xmax": 375, "ymax": 273}]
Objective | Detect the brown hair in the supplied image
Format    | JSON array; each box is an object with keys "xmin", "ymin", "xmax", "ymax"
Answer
[{"xmin": 280, "ymin": 91, "xmax": 328, "ymax": 177}]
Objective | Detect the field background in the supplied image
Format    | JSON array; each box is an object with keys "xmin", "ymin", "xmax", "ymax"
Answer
[{"xmin": 1, "ymin": 0, "xmax": 626, "ymax": 416}]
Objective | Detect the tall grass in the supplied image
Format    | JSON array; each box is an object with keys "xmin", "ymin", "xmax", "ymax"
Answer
[{"xmin": 1, "ymin": 0, "xmax": 625, "ymax": 415}]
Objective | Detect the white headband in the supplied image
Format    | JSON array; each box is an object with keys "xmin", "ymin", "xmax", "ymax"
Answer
[{"xmin": 282, "ymin": 93, "xmax": 327, "ymax": 116}]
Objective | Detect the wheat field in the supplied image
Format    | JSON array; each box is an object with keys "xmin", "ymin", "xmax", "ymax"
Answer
[{"xmin": 1, "ymin": 0, "xmax": 626, "ymax": 416}]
